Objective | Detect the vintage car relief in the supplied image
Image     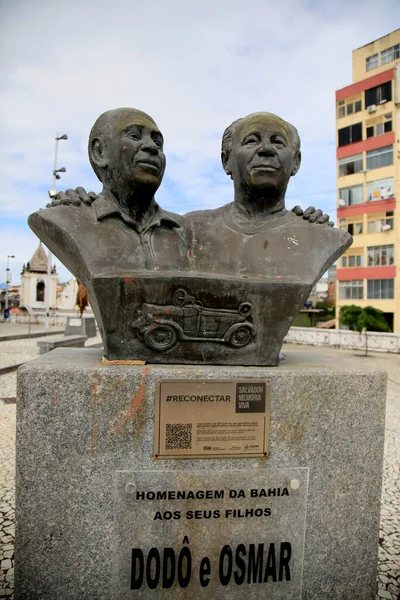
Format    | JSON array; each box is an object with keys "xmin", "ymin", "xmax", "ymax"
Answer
[{"xmin": 132, "ymin": 289, "xmax": 256, "ymax": 351}]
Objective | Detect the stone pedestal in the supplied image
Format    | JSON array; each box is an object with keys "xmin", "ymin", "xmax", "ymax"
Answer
[{"xmin": 15, "ymin": 349, "xmax": 386, "ymax": 599}]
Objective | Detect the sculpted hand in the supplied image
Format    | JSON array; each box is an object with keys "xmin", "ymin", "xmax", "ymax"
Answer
[
  {"xmin": 291, "ymin": 205, "xmax": 334, "ymax": 227},
  {"xmin": 47, "ymin": 187, "xmax": 99, "ymax": 208}
]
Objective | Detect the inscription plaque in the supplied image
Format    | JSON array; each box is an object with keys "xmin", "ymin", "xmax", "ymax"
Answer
[
  {"xmin": 154, "ymin": 379, "xmax": 271, "ymax": 459},
  {"xmin": 113, "ymin": 468, "xmax": 308, "ymax": 599}
]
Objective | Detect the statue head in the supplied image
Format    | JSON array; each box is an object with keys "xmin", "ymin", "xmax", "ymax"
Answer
[
  {"xmin": 221, "ymin": 112, "xmax": 301, "ymax": 201},
  {"xmin": 88, "ymin": 108, "xmax": 166, "ymax": 196}
]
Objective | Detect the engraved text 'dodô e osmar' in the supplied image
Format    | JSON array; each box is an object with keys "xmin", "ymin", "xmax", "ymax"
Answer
[{"xmin": 132, "ymin": 288, "xmax": 255, "ymax": 351}]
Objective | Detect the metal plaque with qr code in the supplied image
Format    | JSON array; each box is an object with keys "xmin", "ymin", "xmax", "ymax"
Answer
[{"xmin": 155, "ymin": 379, "xmax": 270, "ymax": 459}]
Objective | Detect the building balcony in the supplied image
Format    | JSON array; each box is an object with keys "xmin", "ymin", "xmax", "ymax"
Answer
[
  {"xmin": 337, "ymin": 131, "xmax": 394, "ymax": 159},
  {"xmin": 337, "ymin": 197, "xmax": 396, "ymax": 218},
  {"xmin": 336, "ymin": 265, "xmax": 396, "ymax": 280},
  {"xmin": 335, "ymin": 67, "xmax": 394, "ymax": 102}
]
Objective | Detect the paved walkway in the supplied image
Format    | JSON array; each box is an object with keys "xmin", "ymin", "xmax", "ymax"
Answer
[{"xmin": 0, "ymin": 343, "xmax": 399, "ymax": 598}]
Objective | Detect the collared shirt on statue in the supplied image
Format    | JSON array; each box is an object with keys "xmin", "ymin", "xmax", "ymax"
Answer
[
  {"xmin": 28, "ymin": 191, "xmax": 190, "ymax": 289},
  {"xmin": 90, "ymin": 190, "xmax": 189, "ymax": 272}
]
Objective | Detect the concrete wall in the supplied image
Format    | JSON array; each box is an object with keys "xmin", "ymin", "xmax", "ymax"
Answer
[
  {"xmin": 285, "ymin": 326, "xmax": 400, "ymax": 353},
  {"xmin": 9, "ymin": 311, "xmax": 95, "ymax": 327}
]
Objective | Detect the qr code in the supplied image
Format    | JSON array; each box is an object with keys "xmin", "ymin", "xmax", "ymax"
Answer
[{"xmin": 165, "ymin": 423, "xmax": 192, "ymax": 450}]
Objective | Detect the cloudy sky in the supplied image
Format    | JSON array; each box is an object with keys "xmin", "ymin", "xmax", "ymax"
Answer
[{"xmin": 1, "ymin": 0, "xmax": 399, "ymax": 284}]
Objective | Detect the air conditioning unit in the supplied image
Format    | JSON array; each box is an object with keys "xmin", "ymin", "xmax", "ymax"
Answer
[{"xmin": 367, "ymin": 105, "xmax": 377, "ymax": 113}]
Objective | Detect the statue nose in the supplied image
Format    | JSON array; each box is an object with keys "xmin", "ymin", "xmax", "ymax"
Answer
[
  {"xmin": 142, "ymin": 136, "xmax": 159, "ymax": 154},
  {"xmin": 258, "ymin": 141, "xmax": 276, "ymax": 156}
]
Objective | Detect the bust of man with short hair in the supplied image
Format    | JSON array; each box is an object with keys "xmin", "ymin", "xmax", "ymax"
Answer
[
  {"xmin": 29, "ymin": 108, "xmax": 190, "ymax": 287},
  {"xmin": 186, "ymin": 112, "xmax": 352, "ymax": 284}
]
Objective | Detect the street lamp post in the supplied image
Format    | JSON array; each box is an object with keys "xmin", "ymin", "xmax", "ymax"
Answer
[
  {"xmin": 45, "ymin": 133, "xmax": 68, "ymax": 328},
  {"xmin": 5, "ymin": 254, "xmax": 15, "ymax": 322}
]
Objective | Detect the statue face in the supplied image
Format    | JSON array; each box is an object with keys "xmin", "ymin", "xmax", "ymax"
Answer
[
  {"xmin": 107, "ymin": 111, "xmax": 166, "ymax": 191},
  {"xmin": 227, "ymin": 114, "xmax": 299, "ymax": 195}
]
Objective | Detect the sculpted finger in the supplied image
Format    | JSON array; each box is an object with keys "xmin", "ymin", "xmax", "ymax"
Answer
[
  {"xmin": 291, "ymin": 205, "xmax": 303, "ymax": 216},
  {"xmin": 317, "ymin": 214, "xmax": 330, "ymax": 224},
  {"xmin": 87, "ymin": 191, "xmax": 99, "ymax": 204},
  {"xmin": 308, "ymin": 209, "xmax": 323, "ymax": 223},
  {"xmin": 303, "ymin": 206, "xmax": 316, "ymax": 219},
  {"xmin": 75, "ymin": 186, "xmax": 91, "ymax": 205},
  {"xmin": 53, "ymin": 191, "xmax": 69, "ymax": 206},
  {"xmin": 328, "ymin": 221, "xmax": 334, "ymax": 227},
  {"xmin": 65, "ymin": 189, "xmax": 81, "ymax": 206}
]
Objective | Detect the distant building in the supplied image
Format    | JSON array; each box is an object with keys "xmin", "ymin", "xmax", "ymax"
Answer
[
  {"xmin": 20, "ymin": 243, "xmax": 58, "ymax": 310},
  {"xmin": 327, "ymin": 265, "xmax": 337, "ymax": 307},
  {"xmin": 308, "ymin": 278, "xmax": 329, "ymax": 306},
  {"xmin": 0, "ymin": 285, "xmax": 20, "ymax": 313},
  {"xmin": 57, "ymin": 279, "xmax": 79, "ymax": 310},
  {"xmin": 335, "ymin": 29, "xmax": 400, "ymax": 332}
]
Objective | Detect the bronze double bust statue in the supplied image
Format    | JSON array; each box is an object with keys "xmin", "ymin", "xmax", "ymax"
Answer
[{"xmin": 29, "ymin": 108, "xmax": 352, "ymax": 365}]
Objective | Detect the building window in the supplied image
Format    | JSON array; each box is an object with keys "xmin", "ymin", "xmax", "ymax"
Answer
[
  {"xmin": 339, "ymin": 154, "xmax": 363, "ymax": 176},
  {"xmin": 338, "ymin": 123, "xmax": 362, "ymax": 147},
  {"xmin": 384, "ymin": 119, "xmax": 392, "ymax": 133},
  {"xmin": 337, "ymin": 98, "xmax": 362, "ymax": 119},
  {"xmin": 384, "ymin": 212, "xmax": 394, "ymax": 230},
  {"xmin": 366, "ymin": 177, "xmax": 394, "ymax": 201},
  {"xmin": 368, "ymin": 216, "xmax": 394, "ymax": 233},
  {"xmin": 365, "ymin": 82, "xmax": 392, "ymax": 108},
  {"xmin": 366, "ymin": 145, "xmax": 393, "ymax": 170},
  {"xmin": 367, "ymin": 245, "xmax": 395, "ymax": 266},
  {"xmin": 354, "ymin": 100, "xmax": 362, "ymax": 112},
  {"xmin": 348, "ymin": 255, "xmax": 363, "ymax": 267},
  {"xmin": 347, "ymin": 222, "xmax": 363, "ymax": 235},
  {"xmin": 339, "ymin": 184, "xmax": 363, "ymax": 206},
  {"xmin": 341, "ymin": 256, "xmax": 347, "ymax": 267},
  {"xmin": 366, "ymin": 54, "xmax": 379, "ymax": 71},
  {"xmin": 339, "ymin": 280, "xmax": 364, "ymax": 300},
  {"xmin": 381, "ymin": 44, "xmax": 400, "ymax": 65},
  {"xmin": 367, "ymin": 279, "xmax": 394, "ymax": 299},
  {"xmin": 366, "ymin": 119, "xmax": 392, "ymax": 138},
  {"xmin": 36, "ymin": 281, "xmax": 45, "ymax": 302}
]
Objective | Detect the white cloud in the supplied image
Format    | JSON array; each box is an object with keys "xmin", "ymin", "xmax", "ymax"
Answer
[{"xmin": 1, "ymin": 0, "xmax": 398, "ymax": 282}]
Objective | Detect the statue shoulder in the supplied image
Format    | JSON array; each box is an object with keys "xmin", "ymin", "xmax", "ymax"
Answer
[
  {"xmin": 28, "ymin": 204, "xmax": 95, "ymax": 237},
  {"xmin": 284, "ymin": 210, "xmax": 352, "ymax": 248},
  {"xmin": 185, "ymin": 205, "xmax": 227, "ymax": 227},
  {"xmin": 28, "ymin": 205, "xmax": 95, "ymax": 285}
]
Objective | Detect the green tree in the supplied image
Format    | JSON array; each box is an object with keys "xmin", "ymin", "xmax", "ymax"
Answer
[{"xmin": 339, "ymin": 305, "xmax": 391, "ymax": 355}]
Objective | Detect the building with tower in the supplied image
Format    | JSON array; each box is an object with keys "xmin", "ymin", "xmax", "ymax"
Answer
[{"xmin": 20, "ymin": 242, "xmax": 58, "ymax": 310}]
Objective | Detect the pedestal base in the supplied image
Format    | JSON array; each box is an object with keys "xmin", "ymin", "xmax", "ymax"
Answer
[{"xmin": 15, "ymin": 349, "xmax": 386, "ymax": 599}]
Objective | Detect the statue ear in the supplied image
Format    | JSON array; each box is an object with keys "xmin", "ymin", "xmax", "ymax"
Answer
[
  {"xmin": 221, "ymin": 150, "xmax": 232, "ymax": 179},
  {"xmin": 291, "ymin": 151, "xmax": 301, "ymax": 177},
  {"xmin": 90, "ymin": 137, "xmax": 108, "ymax": 169}
]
